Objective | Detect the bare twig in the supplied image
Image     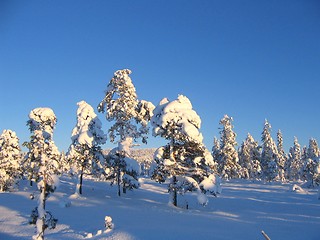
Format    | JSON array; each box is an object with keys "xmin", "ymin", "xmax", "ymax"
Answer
[{"xmin": 261, "ymin": 230, "xmax": 271, "ymax": 240}]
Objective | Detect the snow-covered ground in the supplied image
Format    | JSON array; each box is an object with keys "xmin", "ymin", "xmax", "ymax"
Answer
[{"xmin": 0, "ymin": 177, "xmax": 319, "ymax": 240}]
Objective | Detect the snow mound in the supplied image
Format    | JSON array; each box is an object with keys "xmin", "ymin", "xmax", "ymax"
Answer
[
  {"xmin": 290, "ymin": 184, "xmax": 307, "ymax": 194},
  {"xmin": 200, "ymin": 174, "xmax": 222, "ymax": 195}
]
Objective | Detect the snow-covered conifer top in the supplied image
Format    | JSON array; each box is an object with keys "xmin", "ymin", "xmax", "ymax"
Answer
[
  {"xmin": 98, "ymin": 69, "xmax": 138, "ymax": 121},
  {"xmin": 152, "ymin": 95, "xmax": 203, "ymax": 143},
  {"xmin": 71, "ymin": 100, "xmax": 106, "ymax": 147},
  {"xmin": 219, "ymin": 114, "xmax": 237, "ymax": 148},
  {"xmin": 0, "ymin": 129, "xmax": 21, "ymax": 160},
  {"xmin": 28, "ymin": 107, "xmax": 57, "ymax": 137},
  {"xmin": 0, "ymin": 130, "xmax": 20, "ymax": 149},
  {"xmin": 98, "ymin": 69, "xmax": 154, "ymax": 144}
]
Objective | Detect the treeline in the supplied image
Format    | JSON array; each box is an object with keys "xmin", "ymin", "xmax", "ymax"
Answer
[{"xmin": 212, "ymin": 115, "xmax": 319, "ymax": 185}]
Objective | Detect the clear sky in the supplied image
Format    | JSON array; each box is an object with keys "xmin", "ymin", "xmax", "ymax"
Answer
[{"xmin": 1, "ymin": 0, "xmax": 319, "ymax": 152}]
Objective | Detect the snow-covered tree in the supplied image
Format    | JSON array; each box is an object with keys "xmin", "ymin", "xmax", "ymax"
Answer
[
  {"xmin": 285, "ymin": 147, "xmax": 293, "ymax": 179},
  {"xmin": 307, "ymin": 138, "xmax": 320, "ymax": 160},
  {"xmin": 276, "ymin": 130, "xmax": 287, "ymax": 182},
  {"xmin": 59, "ymin": 151, "xmax": 69, "ymax": 174},
  {"xmin": 0, "ymin": 129, "xmax": 22, "ymax": 191},
  {"xmin": 211, "ymin": 137, "xmax": 221, "ymax": 164},
  {"xmin": 261, "ymin": 120, "xmax": 278, "ymax": 181},
  {"xmin": 129, "ymin": 148, "xmax": 156, "ymax": 176},
  {"xmin": 302, "ymin": 138, "xmax": 320, "ymax": 186},
  {"xmin": 238, "ymin": 133, "xmax": 261, "ymax": 180},
  {"xmin": 98, "ymin": 69, "xmax": 154, "ymax": 196},
  {"xmin": 217, "ymin": 115, "xmax": 241, "ymax": 179},
  {"xmin": 300, "ymin": 146, "xmax": 309, "ymax": 182},
  {"xmin": 105, "ymin": 137, "xmax": 141, "ymax": 195},
  {"xmin": 151, "ymin": 95, "xmax": 219, "ymax": 207},
  {"xmin": 24, "ymin": 108, "xmax": 60, "ymax": 240},
  {"xmin": 67, "ymin": 101, "xmax": 107, "ymax": 195},
  {"xmin": 288, "ymin": 137, "xmax": 302, "ymax": 181}
]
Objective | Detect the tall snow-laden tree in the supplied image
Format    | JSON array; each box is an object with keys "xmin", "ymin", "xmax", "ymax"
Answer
[
  {"xmin": 261, "ymin": 120, "xmax": 278, "ymax": 181},
  {"xmin": 285, "ymin": 147, "xmax": 293, "ymax": 179},
  {"xmin": 24, "ymin": 108, "xmax": 60, "ymax": 240},
  {"xmin": 238, "ymin": 133, "xmax": 261, "ymax": 180},
  {"xmin": 276, "ymin": 130, "xmax": 287, "ymax": 182},
  {"xmin": 98, "ymin": 69, "xmax": 154, "ymax": 196},
  {"xmin": 67, "ymin": 101, "xmax": 107, "ymax": 195},
  {"xmin": 217, "ymin": 115, "xmax": 241, "ymax": 179},
  {"xmin": 211, "ymin": 137, "xmax": 221, "ymax": 164},
  {"xmin": 301, "ymin": 146, "xmax": 309, "ymax": 181},
  {"xmin": 151, "ymin": 95, "xmax": 220, "ymax": 207},
  {"xmin": 301, "ymin": 146, "xmax": 317, "ymax": 186},
  {"xmin": 0, "ymin": 129, "xmax": 22, "ymax": 191},
  {"xmin": 307, "ymin": 138, "xmax": 320, "ymax": 160},
  {"xmin": 302, "ymin": 138, "xmax": 320, "ymax": 186},
  {"xmin": 288, "ymin": 137, "xmax": 302, "ymax": 181},
  {"xmin": 59, "ymin": 151, "xmax": 69, "ymax": 174}
]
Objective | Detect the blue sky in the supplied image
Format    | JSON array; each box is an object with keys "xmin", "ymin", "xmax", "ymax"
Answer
[{"xmin": 1, "ymin": 0, "xmax": 319, "ymax": 152}]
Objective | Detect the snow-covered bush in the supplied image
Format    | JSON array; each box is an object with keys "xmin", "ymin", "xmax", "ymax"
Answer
[
  {"xmin": 105, "ymin": 216, "xmax": 114, "ymax": 230},
  {"xmin": 67, "ymin": 100, "xmax": 106, "ymax": 195},
  {"xmin": 151, "ymin": 95, "xmax": 218, "ymax": 206},
  {"xmin": 98, "ymin": 69, "xmax": 154, "ymax": 196},
  {"xmin": 0, "ymin": 129, "xmax": 22, "ymax": 191}
]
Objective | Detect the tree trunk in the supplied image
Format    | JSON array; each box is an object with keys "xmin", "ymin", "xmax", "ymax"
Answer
[
  {"xmin": 36, "ymin": 181, "xmax": 47, "ymax": 240},
  {"xmin": 117, "ymin": 140, "xmax": 123, "ymax": 197},
  {"xmin": 75, "ymin": 168, "xmax": 84, "ymax": 195},
  {"xmin": 79, "ymin": 164, "xmax": 85, "ymax": 195},
  {"xmin": 171, "ymin": 176, "xmax": 177, "ymax": 207},
  {"xmin": 79, "ymin": 172, "xmax": 83, "ymax": 195},
  {"xmin": 117, "ymin": 166, "xmax": 121, "ymax": 197},
  {"xmin": 169, "ymin": 139, "xmax": 177, "ymax": 206},
  {"xmin": 122, "ymin": 183, "xmax": 127, "ymax": 194}
]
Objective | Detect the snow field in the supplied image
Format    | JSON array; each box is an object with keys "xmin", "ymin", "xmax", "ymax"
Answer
[{"xmin": 0, "ymin": 177, "xmax": 319, "ymax": 240}]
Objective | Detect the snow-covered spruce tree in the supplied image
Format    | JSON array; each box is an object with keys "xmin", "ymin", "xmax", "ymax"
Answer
[
  {"xmin": 217, "ymin": 115, "xmax": 241, "ymax": 179},
  {"xmin": 59, "ymin": 151, "xmax": 69, "ymax": 174},
  {"xmin": 276, "ymin": 130, "xmax": 287, "ymax": 182},
  {"xmin": 303, "ymin": 138, "xmax": 320, "ymax": 186},
  {"xmin": 151, "ymin": 95, "xmax": 219, "ymax": 207},
  {"xmin": 105, "ymin": 137, "xmax": 141, "ymax": 195},
  {"xmin": 285, "ymin": 147, "xmax": 293, "ymax": 180},
  {"xmin": 67, "ymin": 101, "xmax": 107, "ymax": 195},
  {"xmin": 307, "ymin": 138, "xmax": 320, "ymax": 160},
  {"xmin": 238, "ymin": 133, "xmax": 262, "ymax": 180},
  {"xmin": 238, "ymin": 138, "xmax": 250, "ymax": 179},
  {"xmin": 98, "ymin": 69, "xmax": 154, "ymax": 196},
  {"xmin": 212, "ymin": 137, "xmax": 221, "ymax": 164},
  {"xmin": 301, "ymin": 154, "xmax": 317, "ymax": 186},
  {"xmin": 0, "ymin": 129, "xmax": 22, "ymax": 191},
  {"xmin": 300, "ymin": 146, "xmax": 310, "ymax": 181},
  {"xmin": 288, "ymin": 137, "xmax": 302, "ymax": 181},
  {"xmin": 24, "ymin": 108, "xmax": 60, "ymax": 240},
  {"xmin": 261, "ymin": 120, "xmax": 278, "ymax": 181}
]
